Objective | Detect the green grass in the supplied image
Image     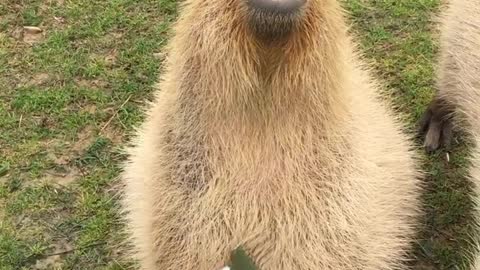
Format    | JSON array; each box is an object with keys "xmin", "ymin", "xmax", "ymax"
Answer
[
  {"xmin": 345, "ymin": 1, "xmax": 476, "ymax": 268},
  {"xmin": 0, "ymin": 0, "xmax": 475, "ymax": 269}
]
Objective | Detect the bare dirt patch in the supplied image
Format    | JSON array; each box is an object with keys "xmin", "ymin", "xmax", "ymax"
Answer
[
  {"xmin": 105, "ymin": 49, "xmax": 118, "ymax": 67},
  {"xmin": 101, "ymin": 126, "xmax": 124, "ymax": 145},
  {"xmin": 43, "ymin": 126, "xmax": 97, "ymax": 163},
  {"xmin": 30, "ymin": 73, "xmax": 50, "ymax": 86},
  {"xmin": 72, "ymin": 126, "xmax": 96, "ymax": 154},
  {"xmin": 82, "ymin": 104, "xmax": 97, "ymax": 114},
  {"xmin": 22, "ymin": 26, "xmax": 45, "ymax": 45},
  {"xmin": 33, "ymin": 238, "xmax": 73, "ymax": 270},
  {"xmin": 43, "ymin": 167, "xmax": 81, "ymax": 186},
  {"xmin": 40, "ymin": 126, "xmax": 98, "ymax": 185},
  {"xmin": 75, "ymin": 78, "xmax": 108, "ymax": 89}
]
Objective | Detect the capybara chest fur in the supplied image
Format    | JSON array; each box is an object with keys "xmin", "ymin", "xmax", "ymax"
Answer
[{"xmin": 122, "ymin": 0, "xmax": 422, "ymax": 269}]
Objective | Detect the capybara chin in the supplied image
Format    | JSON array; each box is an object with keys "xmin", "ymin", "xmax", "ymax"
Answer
[
  {"xmin": 419, "ymin": 0, "xmax": 480, "ymax": 268},
  {"xmin": 246, "ymin": 0, "xmax": 306, "ymax": 38},
  {"xmin": 122, "ymin": 0, "xmax": 422, "ymax": 269}
]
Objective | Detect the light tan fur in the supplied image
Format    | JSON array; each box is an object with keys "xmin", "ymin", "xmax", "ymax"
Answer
[
  {"xmin": 421, "ymin": 0, "xmax": 480, "ymax": 268},
  {"xmin": 429, "ymin": 0, "xmax": 480, "ymax": 134},
  {"xmin": 122, "ymin": 0, "xmax": 422, "ymax": 269}
]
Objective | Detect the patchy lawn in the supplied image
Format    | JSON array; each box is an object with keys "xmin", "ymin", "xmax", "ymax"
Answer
[{"xmin": 0, "ymin": 0, "xmax": 475, "ymax": 269}]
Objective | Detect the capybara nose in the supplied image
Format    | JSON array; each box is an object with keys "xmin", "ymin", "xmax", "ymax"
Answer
[{"xmin": 247, "ymin": 0, "xmax": 306, "ymax": 13}]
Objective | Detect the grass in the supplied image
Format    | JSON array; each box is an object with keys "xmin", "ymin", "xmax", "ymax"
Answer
[
  {"xmin": 0, "ymin": 0, "xmax": 475, "ymax": 269},
  {"xmin": 346, "ymin": 1, "xmax": 476, "ymax": 268}
]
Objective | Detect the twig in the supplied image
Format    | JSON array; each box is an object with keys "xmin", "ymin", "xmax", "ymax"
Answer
[
  {"xmin": 112, "ymin": 258, "xmax": 126, "ymax": 270},
  {"xmin": 117, "ymin": 115, "xmax": 128, "ymax": 130},
  {"xmin": 41, "ymin": 242, "xmax": 103, "ymax": 258},
  {"xmin": 101, "ymin": 95, "xmax": 132, "ymax": 133}
]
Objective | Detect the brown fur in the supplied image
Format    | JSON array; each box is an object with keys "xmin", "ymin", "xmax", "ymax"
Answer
[
  {"xmin": 122, "ymin": 0, "xmax": 422, "ymax": 269},
  {"xmin": 418, "ymin": 96, "xmax": 454, "ymax": 152},
  {"xmin": 419, "ymin": 0, "xmax": 480, "ymax": 268}
]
